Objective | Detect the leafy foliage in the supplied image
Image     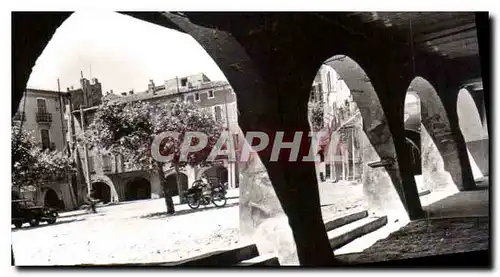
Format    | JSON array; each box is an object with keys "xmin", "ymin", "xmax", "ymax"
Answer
[
  {"xmin": 12, "ymin": 123, "xmax": 74, "ymax": 190},
  {"xmin": 86, "ymin": 99, "xmax": 224, "ymax": 171},
  {"xmin": 308, "ymin": 101, "xmax": 324, "ymax": 132}
]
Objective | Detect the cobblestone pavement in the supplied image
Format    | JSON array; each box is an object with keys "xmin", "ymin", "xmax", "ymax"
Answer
[{"xmin": 12, "ymin": 182, "xmax": 365, "ymax": 265}]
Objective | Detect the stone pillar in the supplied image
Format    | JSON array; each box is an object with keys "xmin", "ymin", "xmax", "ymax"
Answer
[
  {"xmin": 421, "ymin": 126, "xmax": 459, "ymax": 198},
  {"xmin": 185, "ymin": 166, "xmax": 197, "ymax": 189},
  {"xmin": 226, "ymin": 163, "xmax": 233, "ymax": 188},
  {"xmin": 360, "ymin": 130, "xmax": 408, "ymax": 221},
  {"xmin": 239, "ymin": 142, "xmax": 299, "ymax": 265},
  {"xmin": 149, "ymin": 170, "xmax": 161, "ymax": 199},
  {"xmin": 342, "ymin": 149, "xmax": 346, "ymax": 180},
  {"xmin": 352, "ymin": 127, "xmax": 356, "ymax": 180}
]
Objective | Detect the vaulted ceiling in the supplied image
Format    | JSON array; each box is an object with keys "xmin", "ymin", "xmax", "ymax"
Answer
[{"xmin": 348, "ymin": 12, "xmax": 479, "ymax": 60}]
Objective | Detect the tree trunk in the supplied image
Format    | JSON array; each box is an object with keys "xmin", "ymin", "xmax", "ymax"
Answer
[
  {"xmin": 156, "ymin": 162, "xmax": 175, "ymax": 214},
  {"xmin": 174, "ymin": 163, "xmax": 186, "ymax": 204}
]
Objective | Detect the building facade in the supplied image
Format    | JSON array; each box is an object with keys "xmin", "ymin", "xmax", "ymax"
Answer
[
  {"xmin": 72, "ymin": 73, "xmax": 239, "ymax": 205},
  {"xmin": 310, "ymin": 65, "xmax": 364, "ymax": 183},
  {"xmin": 13, "ymin": 87, "xmax": 76, "ymax": 210}
]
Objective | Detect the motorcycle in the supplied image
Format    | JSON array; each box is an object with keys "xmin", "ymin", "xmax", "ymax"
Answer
[{"xmin": 184, "ymin": 178, "xmax": 227, "ymax": 209}]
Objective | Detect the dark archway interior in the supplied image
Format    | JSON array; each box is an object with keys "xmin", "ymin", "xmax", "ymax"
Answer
[
  {"xmin": 92, "ymin": 182, "xmax": 111, "ymax": 203},
  {"xmin": 165, "ymin": 174, "xmax": 188, "ymax": 196},
  {"xmin": 44, "ymin": 188, "xmax": 64, "ymax": 209},
  {"xmin": 204, "ymin": 165, "xmax": 229, "ymax": 185},
  {"xmin": 125, "ymin": 178, "xmax": 151, "ymax": 201}
]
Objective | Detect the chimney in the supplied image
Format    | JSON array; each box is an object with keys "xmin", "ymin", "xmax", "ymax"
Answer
[
  {"xmin": 110, "ymin": 89, "xmax": 113, "ymax": 94},
  {"xmin": 148, "ymin": 79, "xmax": 155, "ymax": 94}
]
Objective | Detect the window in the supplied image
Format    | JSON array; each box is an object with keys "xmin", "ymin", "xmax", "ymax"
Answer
[
  {"xmin": 102, "ymin": 155, "xmax": 111, "ymax": 171},
  {"xmin": 214, "ymin": 106, "xmax": 222, "ymax": 122},
  {"xmin": 37, "ymin": 98, "xmax": 47, "ymax": 113},
  {"xmin": 194, "ymin": 92, "xmax": 200, "ymax": 101},
  {"xmin": 208, "ymin": 90, "xmax": 214, "ymax": 98},
  {"xmin": 40, "ymin": 129, "xmax": 50, "ymax": 150},
  {"xmin": 180, "ymin": 78, "xmax": 188, "ymax": 87}
]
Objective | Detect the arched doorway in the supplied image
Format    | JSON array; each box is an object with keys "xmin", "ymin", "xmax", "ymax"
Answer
[
  {"xmin": 202, "ymin": 165, "xmax": 229, "ymax": 185},
  {"xmin": 90, "ymin": 175, "xmax": 119, "ymax": 203},
  {"xmin": 457, "ymin": 88, "xmax": 489, "ymax": 178},
  {"xmin": 165, "ymin": 173, "xmax": 188, "ymax": 196},
  {"xmin": 43, "ymin": 188, "xmax": 64, "ymax": 210},
  {"xmin": 406, "ymin": 77, "xmax": 473, "ymax": 193},
  {"xmin": 125, "ymin": 178, "xmax": 151, "ymax": 201},
  {"xmin": 319, "ymin": 55, "xmax": 414, "ymax": 219},
  {"xmin": 91, "ymin": 182, "xmax": 111, "ymax": 203}
]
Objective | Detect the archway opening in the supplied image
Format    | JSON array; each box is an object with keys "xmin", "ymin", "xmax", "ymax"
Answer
[
  {"xmin": 165, "ymin": 174, "xmax": 188, "ymax": 196},
  {"xmin": 309, "ymin": 55, "xmax": 415, "ymax": 238},
  {"xmin": 125, "ymin": 178, "xmax": 151, "ymax": 201},
  {"xmin": 44, "ymin": 188, "xmax": 64, "ymax": 209},
  {"xmin": 404, "ymin": 77, "xmax": 463, "ymax": 204},
  {"xmin": 202, "ymin": 165, "xmax": 229, "ymax": 186},
  {"xmin": 457, "ymin": 88, "xmax": 489, "ymax": 178},
  {"xmin": 91, "ymin": 182, "xmax": 111, "ymax": 203}
]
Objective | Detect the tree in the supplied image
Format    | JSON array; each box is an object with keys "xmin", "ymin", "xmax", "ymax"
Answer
[
  {"xmin": 12, "ymin": 123, "xmax": 37, "ymax": 190},
  {"xmin": 86, "ymin": 99, "xmax": 223, "ymax": 214},
  {"xmin": 12, "ymin": 122, "xmax": 74, "ymax": 197},
  {"xmin": 308, "ymin": 101, "xmax": 324, "ymax": 132}
]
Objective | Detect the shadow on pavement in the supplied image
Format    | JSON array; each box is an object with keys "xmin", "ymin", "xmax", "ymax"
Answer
[
  {"xmin": 11, "ymin": 218, "xmax": 86, "ymax": 232},
  {"xmin": 140, "ymin": 202, "xmax": 239, "ymax": 220}
]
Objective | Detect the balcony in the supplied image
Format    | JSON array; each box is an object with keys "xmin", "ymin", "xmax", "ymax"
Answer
[
  {"xmin": 36, "ymin": 112, "xmax": 52, "ymax": 123},
  {"xmin": 13, "ymin": 111, "xmax": 26, "ymax": 122}
]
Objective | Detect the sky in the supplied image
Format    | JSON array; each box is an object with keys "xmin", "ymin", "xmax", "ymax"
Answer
[{"xmin": 26, "ymin": 11, "xmax": 228, "ymax": 94}]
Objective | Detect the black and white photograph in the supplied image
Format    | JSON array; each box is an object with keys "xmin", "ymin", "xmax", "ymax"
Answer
[{"xmin": 6, "ymin": 4, "xmax": 493, "ymax": 269}]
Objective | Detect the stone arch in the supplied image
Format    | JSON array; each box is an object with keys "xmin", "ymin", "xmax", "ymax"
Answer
[
  {"xmin": 41, "ymin": 187, "xmax": 64, "ymax": 209},
  {"xmin": 91, "ymin": 182, "xmax": 111, "ymax": 203},
  {"xmin": 406, "ymin": 77, "xmax": 468, "ymax": 196},
  {"xmin": 90, "ymin": 175, "xmax": 119, "ymax": 203},
  {"xmin": 165, "ymin": 173, "xmax": 189, "ymax": 196},
  {"xmin": 457, "ymin": 88, "xmax": 489, "ymax": 177},
  {"xmin": 322, "ymin": 55, "xmax": 411, "ymax": 220},
  {"xmin": 124, "ymin": 177, "xmax": 152, "ymax": 201},
  {"xmin": 197, "ymin": 164, "xmax": 229, "ymax": 185}
]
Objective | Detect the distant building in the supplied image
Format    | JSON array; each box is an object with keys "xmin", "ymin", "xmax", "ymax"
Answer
[
  {"xmin": 71, "ymin": 73, "xmax": 239, "ymax": 205},
  {"xmin": 13, "ymin": 87, "xmax": 76, "ymax": 210},
  {"xmin": 310, "ymin": 65, "xmax": 364, "ymax": 183}
]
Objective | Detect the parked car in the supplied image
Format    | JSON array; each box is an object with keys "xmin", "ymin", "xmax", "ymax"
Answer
[{"xmin": 11, "ymin": 199, "xmax": 58, "ymax": 228}]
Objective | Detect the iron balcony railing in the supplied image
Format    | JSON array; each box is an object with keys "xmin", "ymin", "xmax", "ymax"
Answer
[{"xmin": 36, "ymin": 112, "xmax": 52, "ymax": 123}]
